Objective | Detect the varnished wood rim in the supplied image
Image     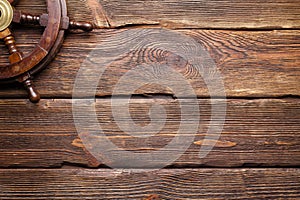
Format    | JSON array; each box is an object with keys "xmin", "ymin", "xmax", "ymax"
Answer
[{"xmin": 28, "ymin": 0, "xmax": 67, "ymax": 77}]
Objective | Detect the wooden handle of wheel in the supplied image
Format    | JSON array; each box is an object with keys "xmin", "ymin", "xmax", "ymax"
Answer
[
  {"xmin": 69, "ymin": 21, "xmax": 94, "ymax": 32},
  {"xmin": 23, "ymin": 80, "xmax": 40, "ymax": 103}
]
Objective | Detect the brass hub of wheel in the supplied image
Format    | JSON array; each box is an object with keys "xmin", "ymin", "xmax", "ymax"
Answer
[{"xmin": 0, "ymin": 0, "xmax": 13, "ymax": 31}]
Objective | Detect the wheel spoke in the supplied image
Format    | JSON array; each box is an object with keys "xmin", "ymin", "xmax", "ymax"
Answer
[
  {"xmin": 13, "ymin": 10, "xmax": 45, "ymax": 26},
  {"xmin": 8, "ymin": 0, "xmax": 19, "ymax": 5},
  {"xmin": 0, "ymin": 28, "xmax": 23, "ymax": 64}
]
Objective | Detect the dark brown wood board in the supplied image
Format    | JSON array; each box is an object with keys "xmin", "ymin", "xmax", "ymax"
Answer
[
  {"xmin": 0, "ymin": 169, "xmax": 299, "ymax": 199},
  {"xmin": 14, "ymin": 0, "xmax": 300, "ymax": 29},
  {"xmin": 1, "ymin": 29, "xmax": 300, "ymax": 98},
  {"xmin": 0, "ymin": 99, "xmax": 299, "ymax": 168}
]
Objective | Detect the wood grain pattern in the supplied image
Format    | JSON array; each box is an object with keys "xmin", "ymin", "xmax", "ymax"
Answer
[
  {"xmin": 0, "ymin": 1, "xmax": 298, "ymax": 198},
  {"xmin": 0, "ymin": 29, "xmax": 299, "ymax": 98},
  {"xmin": 14, "ymin": 0, "xmax": 300, "ymax": 29},
  {"xmin": 0, "ymin": 168, "xmax": 299, "ymax": 199},
  {"xmin": 0, "ymin": 98, "xmax": 299, "ymax": 168}
]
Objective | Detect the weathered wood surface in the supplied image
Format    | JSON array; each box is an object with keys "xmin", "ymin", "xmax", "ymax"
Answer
[
  {"xmin": 1, "ymin": 29, "xmax": 299, "ymax": 98},
  {"xmin": 0, "ymin": 98, "xmax": 299, "ymax": 168},
  {"xmin": 0, "ymin": 0, "xmax": 298, "ymax": 199},
  {"xmin": 15, "ymin": 0, "xmax": 300, "ymax": 29},
  {"xmin": 0, "ymin": 168, "xmax": 299, "ymax": 199}
]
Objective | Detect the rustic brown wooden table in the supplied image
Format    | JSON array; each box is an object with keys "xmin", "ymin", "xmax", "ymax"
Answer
[{"xmin": 0, "ymin": 0, "xmax": 299, "ymax": 199}]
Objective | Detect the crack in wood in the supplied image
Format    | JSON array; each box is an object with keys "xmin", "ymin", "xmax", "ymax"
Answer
[{"xmin": 87, "ymin": 0, "xmax": 112, "ymax": 28}]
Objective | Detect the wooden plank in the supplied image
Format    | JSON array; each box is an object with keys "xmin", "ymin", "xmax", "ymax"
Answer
[
  {"xmin": 1, "ymin": 29, "xmax": 300, "ymax": 98},
  {"xmin": 14, "ymin": 0, "xmax": 300, "ymax": 29},
  {"xmin": 0, "ymin": 168, "xmax": 299, "ymax": 199},
  {"xmin": 0, "ymin": 99, "xmax": 299, "ymax": 168}
]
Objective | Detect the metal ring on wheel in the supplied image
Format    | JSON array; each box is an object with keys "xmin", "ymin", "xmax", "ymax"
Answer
[{"xmin": 0, "ymin": 0, "xmax": 13, "ymax": 31}]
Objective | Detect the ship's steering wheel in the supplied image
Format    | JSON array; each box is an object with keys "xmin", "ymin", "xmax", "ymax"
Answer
[{"xmin": 0, "ymin": 0, "xmax": 93, "ymax": 102}]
